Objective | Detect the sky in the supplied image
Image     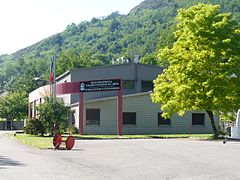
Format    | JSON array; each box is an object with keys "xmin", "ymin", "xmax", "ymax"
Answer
[{"xmin": 0, "ymin": 0, "xmax": 144, "ymax": 55}]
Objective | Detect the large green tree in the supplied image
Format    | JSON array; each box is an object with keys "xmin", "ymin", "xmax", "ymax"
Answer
[
  {"xmin": 0, "ymin": 92, "xmax": 28, "ymax": 121},
  {"xmin": 151, "ymin": 3, "xmax": 240, "ymax": 138}
]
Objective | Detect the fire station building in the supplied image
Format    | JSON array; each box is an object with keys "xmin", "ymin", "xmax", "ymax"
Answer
[{"xmin": 29, "ymin": 63, "xmax": 217, "ymax": 135}]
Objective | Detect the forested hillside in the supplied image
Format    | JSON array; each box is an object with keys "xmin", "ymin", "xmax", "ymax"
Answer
[{"xmin": 0, "ymin": 0, "xmax": 239, "ymax": 94}]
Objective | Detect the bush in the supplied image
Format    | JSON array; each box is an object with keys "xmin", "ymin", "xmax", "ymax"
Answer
[
  {"xmin": 37, "ymin": 96, "xmax": 69, "ymax": 135},
  {"xmin": 24, "ymin": 118, "xmax": 45, "ymax": 136}
]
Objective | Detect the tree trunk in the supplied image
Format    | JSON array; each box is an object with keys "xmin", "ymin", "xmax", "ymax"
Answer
[{"xmin": 206, "ymin": 110, "xmax": 218, "ymax": 138}]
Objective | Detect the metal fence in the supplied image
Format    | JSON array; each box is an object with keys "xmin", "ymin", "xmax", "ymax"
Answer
[{"xmin": 0, "ymin": 121, "xmax": 24, "ymax": 130}]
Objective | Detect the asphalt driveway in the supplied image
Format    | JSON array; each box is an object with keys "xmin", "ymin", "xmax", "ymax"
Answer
[{"xmin": 0, "ymin": 132, "xmax": 240, "ymax": 180}]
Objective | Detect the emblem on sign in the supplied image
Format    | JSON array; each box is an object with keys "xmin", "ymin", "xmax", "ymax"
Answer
[{"xmin": 80, "ymin": 83, "xmax": 85, "ymax": 91}]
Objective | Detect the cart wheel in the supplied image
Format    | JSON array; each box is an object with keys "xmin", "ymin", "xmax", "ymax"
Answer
[
  {"xmin": 66, "ymin": 136, "xmax": 75, "ymax": 150},
  {"xmin": 223, "ymin": 139, "xmax": 227, "ymax": 144},
  {"xmin": 53, "ymin": 133, "xmax": 62, "ymax": 149}
]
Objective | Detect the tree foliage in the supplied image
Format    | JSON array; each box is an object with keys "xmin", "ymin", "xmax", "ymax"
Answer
[
  {"xmin": 37, "ymin": 96, "xmax": 69, "ymax": 135},
  {"xmin": 24, "ymin": 118, "xmax": 45, "ymax": 136},
  {"xmin": 0, "ymin": 0, "xmax": 240, "ymax": 94},
  {"xmin": 56, "ymin": 50, "xmax": 103, "ymax": 76},
  {"xmin": 0, "ymin": 92, "xmax": 28, "ymax": 121},
  {"xmin": 151, "ymin": 3, "xmax": 240, "ymax": 137}
]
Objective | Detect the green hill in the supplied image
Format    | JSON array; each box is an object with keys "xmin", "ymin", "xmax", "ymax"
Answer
[{"xmin": 0, "ymin": 0, "xmax": 239, "ymax": 93}]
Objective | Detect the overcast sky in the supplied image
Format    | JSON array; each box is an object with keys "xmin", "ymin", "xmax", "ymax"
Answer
[{"xmin": 0, "ymin": 0, "xmax": 144, "ymax": 55}]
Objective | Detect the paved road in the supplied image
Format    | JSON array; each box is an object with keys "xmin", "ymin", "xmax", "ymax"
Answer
[{"xmin": 1, "ymin": 133, "xmax": 240, "ymax": 180}]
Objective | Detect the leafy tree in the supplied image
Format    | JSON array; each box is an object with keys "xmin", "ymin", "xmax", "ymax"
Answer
[
  {"xmin": 109, "ymin": 18, "xmax": 121, "ymax": 32},
  {"xmin": 140, "ymin": 53, "xmax": 158, "ymax": 65},
  {"xmin": 4, "ymin": 74, "xmax": 47, "ymax": 93},
  {"xmin": 151, "ymin": 3, "xmax": 240, "ymax": 138},
  {"xmin": 57, "ymin": 50, "xmax": 103, "ymax": 76},
  {"xmin": 0, "ymin": 92, "xmax": 28, "ymax": 121},
  {"xmin": 37, "ymin": 96, "xmax": 69, "ymax": 135},
  {"xmin": 56, "ymin": 49, "xmax": 78, "ymax": 75},
  {"xmin": 2, "ymin": 58, "xmax": 48, "ymax": 93}
]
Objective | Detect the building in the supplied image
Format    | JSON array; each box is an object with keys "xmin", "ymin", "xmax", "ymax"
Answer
[{"xmin": 29, "ymin": 63, "xmax": 217, "ymax": 135}]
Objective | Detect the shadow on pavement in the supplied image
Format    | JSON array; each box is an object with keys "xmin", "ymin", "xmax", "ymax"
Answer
[
  {"xmin": 0, "ymin": 156, "xmax": 24, "ymax": 169},
  {"xmin": 48, "ymin": 147, "xmax": 84, "ymax": 151}
]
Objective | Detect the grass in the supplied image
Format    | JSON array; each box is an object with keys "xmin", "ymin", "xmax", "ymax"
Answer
[
  {"xmin": 6, "ymin": 133, "xmax": 215, "ymax": 149},
  {"xmin": 9, "ymin": 134, "xmax": 53, "ymax": 149}
]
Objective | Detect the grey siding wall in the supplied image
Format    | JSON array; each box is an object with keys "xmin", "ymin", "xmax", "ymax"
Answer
[
  {"xmin": 135, "ymin": 65, "xmax": 163, "ymax": 92},
  {"xmin": 122, "ymin": 94, "xmax": 215, "ymax": 134},
  {"xmin": 68, "ymin": 64, "xmax": 163, "ymax": 104},
  {"xmin": 84, "ymin": 99, "xmax": 118, "ymax": 134},
  {"xmin": 72, "ymin": 93, "xmax": 217, "ymax": 135}
]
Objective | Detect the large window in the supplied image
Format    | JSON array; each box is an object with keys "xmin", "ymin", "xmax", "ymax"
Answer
[
  {"xmin": 123, "ymin": 80, "xmax": 135, "ymax": 89},
  {"xmin": 141, "ymin": 81, "xmax": 154, "ymax": 92},
  {"xmin": 86, "ymin": 109, "xmax": 100, "ymax": 125},
  {"xmin": 123, "ymin": 112, "xmax": 136, "ymax": 125},
  {"xmin": 158, "ymin": 113, "xmax": 171, "ymax": 125},
  {"xmin": 192, "ymin": 113, "xmax": 205, "ymax": 125}
]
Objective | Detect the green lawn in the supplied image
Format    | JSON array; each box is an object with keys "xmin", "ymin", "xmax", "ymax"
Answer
[
  {"xmin": 9, "ymin": 134, "xmax": 53, "ymax": 149},
  {"xmin": 7, "ymin": 133, "xmax": 214, "ymax": 149}
]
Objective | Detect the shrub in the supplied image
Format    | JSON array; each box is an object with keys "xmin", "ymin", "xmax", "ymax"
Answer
[
  {"xmin": 37, "ymin": 96, "xmax": 69, "ymax": 136},
  {"xmin": 24, "ymin": 118, "xmax": 45, "ymax": 136}
]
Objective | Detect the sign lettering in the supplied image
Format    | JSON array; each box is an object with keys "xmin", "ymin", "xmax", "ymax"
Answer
[{"xmin": 80, "ymin": 79, "xmax": 121, "ymax": 92}]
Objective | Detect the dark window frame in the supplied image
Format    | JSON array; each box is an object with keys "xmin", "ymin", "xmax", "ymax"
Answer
[
  {"xmin": 123, "ymin": 112, "xmax": 136, "ymax": 125},
  {"xmin": 192, "ymin": 113, "xmax": 205, "ymax": 125},
  {"xmin": 122, "ymin": 80, "xmax": 135, "ymax": 89},
  {"xmin": 158, "ymin": 113, "xmax": 171, "ymax": 125},
  {"xmin": 141, "ymin": 80, "xmax": 154, "ymax": 92},
  {"xmin": 86, "ymin": 109, "xmax": 100, "ymax": 125}
]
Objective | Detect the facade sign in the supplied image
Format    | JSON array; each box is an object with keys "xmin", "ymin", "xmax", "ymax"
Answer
[{"xmin": 80, "ymin": 79, "xmax": 121, "ymax": 92}]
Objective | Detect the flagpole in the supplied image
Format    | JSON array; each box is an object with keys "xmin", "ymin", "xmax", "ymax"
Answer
[
  {"xmin": 53, "ymin": 55, "xmax": 56, "ymax": 97},
  {"xmin": 50, "ymin": 55, "xmax": 56, "ymax": 135}
]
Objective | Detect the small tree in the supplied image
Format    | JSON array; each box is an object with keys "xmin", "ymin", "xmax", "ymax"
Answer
[
  {"xmin": 37, "ymin": 96, "xmax": 69, "ymax": 135},
  {"xmin": 151, "ymin": 4, "xmax": 240, "ymax": 138}
]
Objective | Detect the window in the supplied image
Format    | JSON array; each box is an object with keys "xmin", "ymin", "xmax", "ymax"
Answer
[
  {"xmin": 86, "ymin": 109, "xmax": 100, "ymax": 125},
  {"xmin": 158, "ymin": 113, "xmax": 171, "ymax": 125},
  {"xmin": 123, "ymin": 112, "xmax": 136, "ymax": 125},
  {"xmin": 123, "ymin": 80, "xmax": 134, "ymax": 89},
  {"xmin": 70, "ymin": 110, "xmax": 76, "ymax": 125},
  {"xmin": 141, "ymin": 81, "xmax": 154, "ymax": 92},
  {"xmin": 192, "ymin": 113, "xmax": 205, "ymax": 125}
]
